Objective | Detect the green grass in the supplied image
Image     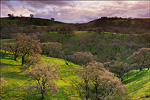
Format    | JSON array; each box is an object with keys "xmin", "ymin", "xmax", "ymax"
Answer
[
  {"xmin": 1, "ymin": 50, "xmax": 150, "ymax": 99},
  {"xmin": 42, "ymin": 32, "xmax": 58, "ymax": 35},
  {"xmin": 0, "ymin": 51, "xmax": 82, "ymax": 100},
  {"xmin": 42, "ymin": 31, "xmax": 94, "ymax": 37},
  {"xmin": 74, "ymin": 31, "xmax": 94, "ymax": 37},
  {"xmin": 122, "ymin": 69, "xmax": 150, "ymax": 99},
  {"xmin": 1, "ymin": 39, "xmax": 16, "ymax": 43}
]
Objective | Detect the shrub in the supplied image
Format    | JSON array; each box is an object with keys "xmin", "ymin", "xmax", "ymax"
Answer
[
  {"xmin": 41, "ymin": 42, "xmax": 64, "ymax": 58},
  {"xmin": 137, "ymin": 33, "xmax": 150, "ymax": 44},
  {"xmin": 24, "ymin": 54, "xmax": 42, "ymax": 66},
  {"xmin": 127, "ymin": 48, "xmax": 150, "ymax": 70},
  {"xmin": 57, "ymin": 25, "xmax": 74, "ymax": 38},
  {"xmin": 66, "ymin": 52, "xmax": 94, "ymax": 65}
]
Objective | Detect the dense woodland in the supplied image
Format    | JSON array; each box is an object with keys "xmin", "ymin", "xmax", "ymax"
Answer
[{"xmin": 0, "ymin": 17, "xmax": 150, "ymax": 100}]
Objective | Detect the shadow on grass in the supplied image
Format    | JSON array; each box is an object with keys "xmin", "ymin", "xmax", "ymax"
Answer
[
  {"xmin": 51, "ymin": 87, "xmax": 71, "ymax": 100},
  {"xmin": 2, "ymin": 71, "xmax": 28, "ymax": 80},
  {"xmin": 129, "ymin": 79, "xmax": 150, "ymax": 93},
  {"xmin": 0, "ymin": 62, "xmax": 20, "ymax": 67},
  {"xmin": 1, "ymin": 54, "xmax": 14, "ymax": 60},
  {"xmin": 123, "ymin": 70, "xmax": 149, "ymax": 84}
]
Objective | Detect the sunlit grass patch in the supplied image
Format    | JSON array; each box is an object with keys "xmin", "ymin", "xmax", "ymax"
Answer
[
  {"xmin": 1, "ymin": 39, "xmax": 16, "ymax": 43},
  {"xmin": 122, "ymin": 69, "xmax": 150, "ymax": 99},
  {"xmin": 74, "ymin": 31, "xmax": 94, "ymax": 37},
  {"xmin": 42, "ymin": 32, "xmax": 58, "ymax": 35},
  {"xmin": 1, "ymin": 51, "xmax": 82, "ymax": 99}
]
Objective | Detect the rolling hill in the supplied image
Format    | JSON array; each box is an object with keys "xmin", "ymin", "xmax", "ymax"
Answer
[{"xmin": 0, "ymin": 50, "xmax": 150, "ymax": 100}]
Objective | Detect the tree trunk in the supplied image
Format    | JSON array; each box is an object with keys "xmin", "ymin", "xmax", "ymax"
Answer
[
  {"xmin": 85, "ymin": 80, "xmax": 89, "ymax": 100},
  {"xmin": 95, "ymin": 84, "xmax": 98, "ymax": 100},
  {"xmin": 41, "ymin": 78, "xmax": 45, "ymax": 99},
  {"xmin": 148, "ymin": 67, "xmax": 149, "ymax": 70},
  {"xmin": 140, "ymin": 67, "xmax": 142, "ymax": 71},
  {"xmin": 111, "ymin": 33, "xmax": 114, "ymax": 39},
  {"xmin": 94, "ymin": 77, "xmax": 98, "ymax": 100},
  {"xmin": 22, "ymin": 56, "xmax": 25, "ymax": 66},
  {"xmin": 14, "ymin": 53, "xmax": 18, "ymax": 61},
  {"xmin": 41, "ymin": 90, "xmax": 44, "ymax": 99}
]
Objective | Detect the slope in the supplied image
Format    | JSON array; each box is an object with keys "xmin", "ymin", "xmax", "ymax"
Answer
[
  {"xmin": 0, "ymin": 50, "xmax": 81, "ymax": 100},
  {"xmin": 122, "ymin": 69, "xmax": 150, "ymax": 100}
]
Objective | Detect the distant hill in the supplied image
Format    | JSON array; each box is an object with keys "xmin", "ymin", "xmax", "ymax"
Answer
[
  {"xmin": 0, "ymin": 17, "xmax": 66, "ymax": 26},
  {"xmin": 0, "ymin": 17, "xmax": 150, "ymax": 39},
  {"xmin": 79, "ymin": 17, "xmax": 150, "ymax": 32},
  {"xmin": 0, "ymin": 17, "xmax": 71, "ymax": 39}
]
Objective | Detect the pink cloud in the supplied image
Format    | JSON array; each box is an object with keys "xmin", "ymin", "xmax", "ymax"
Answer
[{"xmin": 1, "ymin": 1, "xmax": 149, "ymax": 23}]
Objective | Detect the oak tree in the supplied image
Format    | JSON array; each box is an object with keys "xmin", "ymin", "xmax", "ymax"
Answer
[
  {"xmin": 127, "ymin": 48, "xmax": 150, "ymax": 70},
  {"xmin": 75, "ymin": 61, "xmax": 125, "ymax": 100},
  {"xmin": 12, "ymin": 33, "xmax": 41, "ymax": 65},
  {"xmin": 41, "ymin": 42, "xmax": 64, "ymax": 58},
  {"xmin": 29, "ymin": 64, "xmax": 59, "ymax": 99},
  {"xmin": 67, "ymin": 52, "xmax": 94, "ymax": 66}
]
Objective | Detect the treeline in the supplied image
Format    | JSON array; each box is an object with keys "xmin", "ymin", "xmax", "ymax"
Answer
[
  {"xmin": 1, "ymin": 17, "xmax": 150, "ymax": 39},
  {"xmin": 2, "ymin": 32, "xmax": 150, "ymax": 74}
]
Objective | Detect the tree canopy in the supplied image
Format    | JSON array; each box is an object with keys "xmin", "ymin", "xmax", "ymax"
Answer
[{"xmin": 12, "ymin": 33, "xmax": 41, "ymax": 65}]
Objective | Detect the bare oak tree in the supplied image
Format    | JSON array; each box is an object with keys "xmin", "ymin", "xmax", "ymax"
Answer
[
  {"xmin": 12, "ymin": 33, "xmax": 41, "ymax": 65},
  {"xmin": 29, "ymin": 64, "xmax": 59, "ymax": 99},
  {"xmin": 75, "ymin": 61, "xmax": 125, "ymax": 100},
  {"xmin": 127, "ymin": 48, "xmax": 150, "ymax": 70}
]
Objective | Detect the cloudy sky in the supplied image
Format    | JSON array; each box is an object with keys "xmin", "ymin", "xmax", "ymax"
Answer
[{"xmin": 1, "ymin": 0, "xmax": 150, "ymax": 23}]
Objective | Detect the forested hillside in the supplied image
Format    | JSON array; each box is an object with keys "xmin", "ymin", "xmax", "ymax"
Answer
[{"xmin": 0, "ymin": 17, "xmax": 150, "ymax": 100}]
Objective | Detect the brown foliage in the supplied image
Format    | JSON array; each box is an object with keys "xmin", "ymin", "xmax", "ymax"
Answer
[
  {"xmin": 2, "ymin": 42, "xmax": 20, "ymax": 61},
  {"xmin": 127, "ymin": 48, "xmax": 150, "ymax": 70},
  {"xmin": 100, "ymin": 71, "xmax": 125, "ymax": 100},
  {"xmin": 41, "ymin": 42, "xmax": 64, "ymax": 58},
  {"xmin": 57, "ymin": 25, "xmax": 74, "ymax": 37},
  {"xmin": 24, "ymin": 54, "xmax": 42, "ymax": 66},
  {"xmin": 29, "ymin": 64, "xmax": 59, "ymax": 99},
  {"xmin": 104, "ymin": 60, "xmax": 130, "ymax": 79},
  {"xmin": 67, "ymin": 52, "xmax": 94, "ymax": 65},
  {"xmin": 12, "ymin": 33, "xmax": 41, "ymax": 55},
  {"xmin": 75, "ymin": 61, "xmax": 125, "ymax": 100},
  {"xmin": 12, "ymin": 33, "xmax": 42, "ymax": 65}
]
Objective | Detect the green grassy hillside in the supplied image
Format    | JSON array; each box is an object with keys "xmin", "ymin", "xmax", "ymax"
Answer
[
  {"xmin": 122, "ymin": 69, "xmax": 150, "ymax": 100},
  {"xmin": 1, "ymin": 50, "xmax": 150, "ymax": 100},
  {"xmin": 0, "ymin": 51, "xmax": 81, "ymax": 100}
]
